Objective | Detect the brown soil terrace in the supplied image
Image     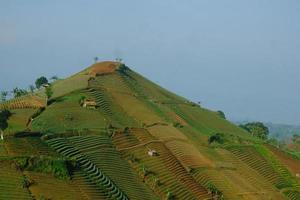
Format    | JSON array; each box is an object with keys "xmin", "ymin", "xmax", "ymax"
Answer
[{"xmin": 86, "ymin": 61, "xmax": 121, "ymax": 76}]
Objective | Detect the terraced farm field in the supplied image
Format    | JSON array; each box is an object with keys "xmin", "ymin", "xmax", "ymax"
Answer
[
  {"xmin": 0, "ymin": 161, "xmax": 32, "ymax": 200},
  {"xmin": 1, "ymin": 61, "xmax": 299, "ymax": 200},
  {"xmin": 0, "ymin": 140, "xmax": 7, "ymax": 157},
  {"xmin": 0, "ymin": 95, "xmax": 46, "ymax": 111},
  {"xmin": 32, "ymin": 92, "xmax": 108, "ymax": 133},
  {"xmin": 47, "ymin": 135, "xmax": 158, "ymax": 200},
  {"xmin": 4, "ymin": 136, "xmax": 58, "ymax": 157},
  {"xmin": 86, "ymin": 88, "xmax": 138, "ymax": 127},
  {"xmin": 265, "ymin": 144, "xmax": 300, "ymax": 182},
  {"xmin": 165, "ymin": 140, "xmax": 214, "ymax": 168},
  {"xmin": 227, "ymin": 145, "xmax": 297, "ymax": 190},
  {"xmin": 25, "ymin": 171, "xmax": 84, "ymax": 200},
  {"xmin": 116, "ymin": 142, "xmax": 210, "ymax": 200}
]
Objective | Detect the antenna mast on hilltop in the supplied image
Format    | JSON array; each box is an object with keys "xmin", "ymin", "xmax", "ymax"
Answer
[{"xmin": 115, "ymin": 57, "xmax": 123, "ymax": 63}]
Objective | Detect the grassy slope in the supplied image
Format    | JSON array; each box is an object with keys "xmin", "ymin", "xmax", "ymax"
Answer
[
  {"xmin": 5, "ymin": 108, "xmax": 38, "ymax": 135},
  {"xmin": 2, "ymin": 62, "xmax": 300, "ymax": 200},
  {"xmin": 32, "ymin": 92, "xmax": 107, "ymax": 133}
]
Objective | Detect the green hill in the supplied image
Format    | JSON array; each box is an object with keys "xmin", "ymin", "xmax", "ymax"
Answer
[{"xmin": 0, "ymin": 61, "xmax": 299, "ymax": 200}]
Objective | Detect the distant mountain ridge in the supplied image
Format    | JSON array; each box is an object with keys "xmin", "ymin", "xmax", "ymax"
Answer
[{"xmin": 266, "ymin": 123, "xmax": 300, "ymax": 140}]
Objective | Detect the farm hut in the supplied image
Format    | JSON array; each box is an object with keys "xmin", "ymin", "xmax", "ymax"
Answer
[
  {"xmin": 82, "ymin": 99, "xmax": 97, "ymax": 109},
  {"xmin": 148, "ymin": 149, "xmax": 158, "ymax": 157}
]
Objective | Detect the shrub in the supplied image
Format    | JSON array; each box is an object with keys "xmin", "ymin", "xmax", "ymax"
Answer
[
  {"xmin": 35, "ymin": 76, "xmax": 48, "ymax": 89},
  {"xmin": 153, "ymin": 177, "xmax": 162, "ymax": 187},
  {"xmin": 79, "ymin": 95, "xmax": 86, "ymax": 105},
  {"xmin": 124, "ymin": 127, "xmax": 130, "ymax": 134},
  {"xmin": 207, "ymin": 183, "xmax": 223, "ymax": 199},
  {"xmin": 22, "ymin": 176, "xmax": 35, "ymax": 188},
  {"xmin": 208, "ymin": 133, "xmax": 225, "ymax": 144},
  {"xmin": 12, "ymin": 87, "xmax": 28, "ymax": 98},
  {"xmin": 129, "ymin": 154, "xmax": 139, "ymax": 163},
  {"xmin": 0, "ymin": 109, "xmax": 12, "ymax": 132},
  {"xmin": 217, "ymin": 110, "xmax": 226, "ymax": 119},
  {"xmin": 166, "ymin": 190, "xmax": 175, "ymax": 200},
  {"xmin": 45, "ymin": 85, "xmax": 53, "ymax": 100},
  {"xmin": 15, "ymin": 156, "xmax": 74, "ymax": 180},
  {"xmin": 239, "ymin": 122, "xmax": 269, "ymax": 140},
  {"xmin": 173, "ymin": 122, "xmax": 183, "ymax": 128}
]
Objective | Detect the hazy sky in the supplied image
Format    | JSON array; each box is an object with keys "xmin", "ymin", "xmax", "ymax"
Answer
[{"xmin": 1, "ymin": 0, "xmax": 300, "ymax": 125}]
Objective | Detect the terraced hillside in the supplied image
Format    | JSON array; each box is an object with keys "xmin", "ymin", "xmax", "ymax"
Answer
[{"xmin": 0, "ymin": 61, "xmax": 299, "ymax": 200}]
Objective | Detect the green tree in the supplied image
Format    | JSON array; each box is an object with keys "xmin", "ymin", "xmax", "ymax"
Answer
[
  {"xmin": 50, "ymin": 76, "xmax": 59, "ymax": 81},
  {"xmin": 240, "ymin": 122, "xmax": 269, "ymax": 140},
  {"xmin": 0, "ymin": 91, "xmax": 8, "ymax": 102},
  {"xmin": 12, "ymin": 87, "xmax": 28, "ymax": 98},
  {"xmin": 208, "ymin": 133, "xmax": 225, "ymax": 144},
  {"xmin": 35, "ymin": 76, "xmax": 48, "ymax": 89},
  {"xmin": 0, "ymin": 110, "xmax": 12, "ymax": 136},
  {"xmin": 45, "ymin": 86, "xmax": 53, "ymax": 100},
  {"xmin": 217, "ymin": 110, "xmax": 226, "ymax": 119},
  {"xmin": 292, "ymin": 134, "xmax": 300, "ymax": 143},
  {"xmin": 29, "ymin": 85, "xmax": 35, "ymax": 94}
]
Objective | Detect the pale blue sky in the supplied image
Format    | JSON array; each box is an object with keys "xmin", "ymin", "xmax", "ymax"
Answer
[{"xmin": 1, "ymin": 0, "xmax": 300, "ymax": 124}]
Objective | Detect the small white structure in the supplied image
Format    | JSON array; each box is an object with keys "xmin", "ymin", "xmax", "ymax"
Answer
[
  {"xmin": 148, "ymin": 149, "xmax": 158, "ymax": 157},
  {"xmin": 82, "ymin": 99, "xmax": 97, "ymax": 109},
  {"xmin": 0, "ymin": 132, "xmax": 3, "ymax": 140},
  {"xmin": 42, "ymin": 83, "xmax": 51, "ymax": 88}
]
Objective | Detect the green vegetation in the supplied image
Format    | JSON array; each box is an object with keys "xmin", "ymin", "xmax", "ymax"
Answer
[
  {"xmin": 292, "ymin": 134, "xmax": 300, "ymax": 143},
  {"xmin": 0, "ymin": 109, "xmax": 12, "ymax": 133},
  {"xmin": 0, "ymin": 91, "xmax": 8, "ymax": 102},
  {"xmin": 1, "ymin": 61, "xmax": 299, "ymax": 200},
  {"xmin": 217, "ymin": 110, "xmax": 226, "ymax": 119},
  {"xmin": 31, "ymin": 92, "xmax": 107, "ymax": 133},
  {"xmin": 240, "ymin": 122, "xmax": 269, "ymax": 140},
  {"xmin": 208, "ymin": 133, "xmax": 225, "ymax": 144},
  {"xmin": 35, "ymin": 76, "xmax": 49, "ymax": 89},
  {"xmin": 14, "ymin": 156, "xmax": 73, "ymax": 179},
  {"xmin": 13, "ymin": 87, "xmax": 28, "ymax": 98},
  {"xmin": 45, "ymin": 85, "xmax": 53, "ymax": 101},
  {"xmin": 207, "ymin": 183, "xmax": 224, "ymax": 200}
]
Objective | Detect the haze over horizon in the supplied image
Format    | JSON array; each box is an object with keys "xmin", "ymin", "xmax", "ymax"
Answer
[{"xmin": 1, "ymin": 0, "xmax": 300, "ymax": 125}]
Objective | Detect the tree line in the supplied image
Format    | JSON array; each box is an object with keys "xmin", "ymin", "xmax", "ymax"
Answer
[{"xmin": 0, "ymin": 76, "xmax": 58, "ymax": 102}]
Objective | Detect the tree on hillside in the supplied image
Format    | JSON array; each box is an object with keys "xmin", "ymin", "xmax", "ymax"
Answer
[
  {"xmin": 115, "ymin": 57, "xmax": 123, "ymax": 63},
  {"xmin": 217, "ymin": 110, "xmax": 226, "ymax": 119},
  {"xmin": 0, "ymin": 109, "xmax": 12, "ymax": 139},
  {"xmin": 45, "ymin": 85, "xmax": 53, "ymax": 100},
  {"xmin": 208, "ymin": 133, "xmax": 225, "ymax": 144},
  {"xmin": 35, "ymin": 76, "xmax": 48, "ymax": 89},
  {"xmin": 94, "ymin": 57, "xmax": 98, "ymax": 63},
  {"xmin": 292, "ymin": 134, "xmax": 300, "ymax": 143},
  {"xmin": 50, "ymin": 76, "xmax": 59, "ymax": 81},
  {"xmin": 240, "ymin": 122, "xmax": 269, "ymax": 140},
  {"xmin": 29, "ymin": 85, "xmax": 35, "ymax": 94},
  {"xmin": 0, "ymin": 91, "xmax": 8, "ymax": 102},
  {"xmin": 12, "ymin": 87, "xmax": 28, "ymax": 98}
]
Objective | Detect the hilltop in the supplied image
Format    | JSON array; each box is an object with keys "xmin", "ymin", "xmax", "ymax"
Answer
[{"xmin": 0, "ymin": 61, "xmax": 299, "ymax": 200}]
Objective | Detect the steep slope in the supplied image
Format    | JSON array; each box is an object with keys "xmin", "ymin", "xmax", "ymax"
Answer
[{"xmin": 0, "ymin": 61, "xmax": 299, "ymax": 200}]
